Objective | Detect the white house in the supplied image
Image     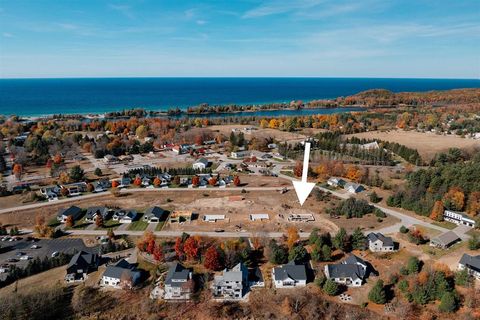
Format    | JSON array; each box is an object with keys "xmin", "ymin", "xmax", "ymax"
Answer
[
  {"xmin": 56, "ymin": 206, "xmax": 83, "ymax": 223},
  {"xmin": 458, "ymin": 254, "xmax": 480, "ymax": 280},
  {"xmin": 367, "ymin": 233, "xmax": 395, "ymax": 252},
  {"xmin": 272, "ymin": 261, "xmax": 307, "ymax": 288},
  {"xmin": 443, "ymin": 210, "xmax": 475, "ymax": 227},
  {"xmin": 230, "ymin": 150, "xmax": 250, "ymax": 159},
  {"xmin": 212, "ymin": 262, "xmax": 248, "ymax": 300},
  {"xmin": 324, "ymin": 254, "xmax": 368, "ymax": 287},
  {"xmin": 112, "ymin": 209, "xmax": 138, "ymax": 223},
  {"xmin": 249, "ymin": 214, "xmax": 269, "ymax": 221},
  {"xmin": 101, "ymin": 259, "xmax": 141, "ymax": 289},
  {"xmin": 203, "ymin": 214, "xmax": 226, "ymax": 222},
  {"xmin": 193, "ymin": 158, "xmax": 209, "ymax": 170},
  {"xmin": 327, "ymin": 177, "xmax": 346, "ymax": 188},
  {"xmin": 344, "ymin": 182, "xmax": 365, "ymax": 194},
  {"xmin": 163, "ymin": 262, "xmax": 194, "ymax": 300}
]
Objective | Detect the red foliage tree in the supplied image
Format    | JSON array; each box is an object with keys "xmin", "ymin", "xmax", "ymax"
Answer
[
  {"xmin": 111, "ymin": 180, "xmax": 119, "ymax": 188},
  {"xmin": 191, "ymin": 176, "xmax": 200, "ymax": 187},
  {"xmin": 293, "ymin": 161, "xmax": 303, "ymax": 178},
  {"xmin": 153, "ymin": 244, "xmax": 163, "ymax": 262},
  {"xmin": 208, "ymin": 177, "xmax": 217, "ymax": 186},
  {"xmin": 153, "ymin": 177, "xmax": 161, "ymax": 187},
  {"xmin": 133, "ymin": 177, "xmax": 142, "ymax": 187},
  {"xmin": 184, "ymin": 236, "xmax": 200, "ymax": 261},
  {"xmin": 204, "ymin": 246, "xmax": 222, "ymax": 271},
  {"xmin": 65, "ymin": 215, "xmax": 74, "ymax": 228},
  {"xmin": 233, "ymin": 175, "xmax": 241, "ymax": 186}
]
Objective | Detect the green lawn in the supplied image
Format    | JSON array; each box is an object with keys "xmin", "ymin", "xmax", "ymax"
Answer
[
  {"xmin": 96, "ymin": 219, "xmax": 121, "ymax": 230},
  {"xmin": 47, "ymin": 217, "xmax": 61, "ymax": 227},
  {"xmin": 421, "ymin": 241, "xmax": 465, "ymax": 258},
  {"xmin": 432, "ymin": 221, "xmax": 457, "ymax": 230},
  {"xmin": 72, "ymin": 217, "xmax": 91, "ymax": 229},
  {"xmin": 155, "ymin": 221, "xmax": 166, "ymax": 231},
  {"xmin": 128, "ymin": 213, "xmax": 148, "ymax": 231}
]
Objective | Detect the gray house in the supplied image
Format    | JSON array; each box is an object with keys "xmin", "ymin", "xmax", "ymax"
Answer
[
  {"xmin": 212, "ymin": 262, "xmax": 248, "ymax": 300},
  {"xmin": 101, "ymin": 259, "xmax": 141, "ymax": 289},
  {"xmin": 367, "ymin": 233, "xmax": 395, "ymax": 252},
  {"xmin": 458, "ymin": 254, "xmax": 480, "ymax": 280},
  {"xmin": 143, "ymin": 206, "xmax": 167, "ymax": 223},
  {"xmin": 430, "ymin": 231, "xmax": 461, "ymax": 249},
  {"xmin": 272, "ymin": 261, "xmax": 307, "ymax": 288},
  {"xmin": 164, "ymin": 262, "xmax": 194, "ymax": 300},
  {"xmin": 324, "ymin": 254, "xmax": 368, "ymax": 287},
  {"xmin": 65, "ymin": 250, "xmax": 99, "ymax": 282},
  {"xmin": 85, "ymin": 206, "xmax": 110, "ymax": 223},
  {"xmin": 57, "ymin": 206, "xmax": 83, "ymax": 223}
]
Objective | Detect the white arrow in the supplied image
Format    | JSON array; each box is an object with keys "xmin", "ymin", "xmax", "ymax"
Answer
[{"xmin": 292, "ymin": 142, "xmax": 315, "ymax": 206}]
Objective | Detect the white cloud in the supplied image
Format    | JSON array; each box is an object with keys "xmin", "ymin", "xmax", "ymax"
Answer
[
  {"xmin": 2, "ymin": 32, "xmax": 13, "ymax": 38},
  {"xmin": 196, "ymin": 20, "xmax": 207, "ymax": 25}
]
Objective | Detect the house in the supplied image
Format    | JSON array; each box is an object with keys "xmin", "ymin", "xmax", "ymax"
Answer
[
  {"xmin": 203, "ymin": 214, "xmax": 226, "ymax": 222},
  {"xmin": 117, "ymin": 177, "xmax": 131, "ymax": 188},
  {"xmin": 344, "ymin": 182, "xmax": 365, "ymax": 194},
  {"xmin": 212, "ymin": 262, "xmax": 248, "ymax": 300},
  {"xmin": 443, "ymin": 210, "xmax": 475, "ymax": 227},
  {"xmin": 143, "ymin": 206, "xmax": 167, "ymax": 223},
  {"xmin": 430, "ymin": 231, "xmax": 461, "ymax": 249},
  {"xmin": 65, "ymin": 250, "xmax": 99, "ymax": 282},
  {"xmin": 103, "ymin": 154, "xmax": 118, "ymax": 164},
  {"xmin": 61, "ymin": 182, "xmax": 87, "ymax": 196},
  {"xmin": 288, "ymin": 213, "xmax": 315, "ymax": 222},
  {"xmin": 272, "ymin": 261, "xmax": 307, "ymax": 288},
  {"xmin": 101, "ymin": 259, "xmax": 141, "ymax": 289},
  {"xmin": 164, "ymin": 262, "xmax": 194, "ymax": 300},
  {"xmin": 249, "ymin": 214, "xmax": 269, "ymax": 222},
  {"xmin": 57, "ymin": 206, "xmax": 83, "ymax": 223},
  {"xmin": 360, "ymin": 141, "xmax": 380, "ymax": 150},
  {"xmin": 169, "ymin": 211, "xmax": 193, "ymax": 223},
  {"xmin": 327, "ymin": 177, "xmax": 346, "ymax": 188},
  {"xmin": 92, "ymin": 179, "xmax": 111, "ymax": 192},
  {"xmin": 85, "ymin": 206, "xmax": 110, "ymax": 223},
  {"xmin": 248, "ymin": 267, "xmax": 265, "ymax": 288},
  {"xmin": 458, "ymin": 254, "xmax": 480, "ymax": 280},
  {"xmin": 40, "ymin": 185, "xmax": 61, "ymax": 201},
  {"xmin": 193, "ymin": 157, "xmax": 209, "ymax": 170},
  {"xmin": 112, "ymin": 209, "xmax": 138, "ymax": 223},
  {"xmin": 230, "ymin": 150, "xmax": 250, "ymax": 159},
  {"xmin": 324, "ymin": 254, "xmax": 368, "ymax": 287},
  {"xmin": 367, "ymin": 233, "xmax": 395, "ymax": 252}
]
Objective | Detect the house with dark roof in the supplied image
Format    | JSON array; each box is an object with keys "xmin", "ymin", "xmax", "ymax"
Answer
[
  {"xmin": 163, "ymin": 262, "xmax": 194, "ymax": 300},
  {"xmin": 367, "ymin": 232, "xmax": 395, "ymax": 252},
  {"xmin": 143, "ymin": 206, "xmax": 167, "ymax": 223},
  {"xmin": 193, "ymin": 157, "xmax": 209, "ymax": 170},
  {"xmin": 65, "ymin": 250, "xmax": 99, "ymax": 282},
  {"xmin": 458, "ymin": 254, "xmax": 480, "ymax": 280},
  {"xmin": 272, "ymin": 261, "xmax": 307, "ymax": 288},
  {"xmin": 101, "ymin": 259, "xmax": 141, "ymax": 289},
  {"xmin": 430, "ymin": 231, "xmax": 461, "ymax": 249},
  {"xmin": 324, "ymin": 254, "xmax": 368, "ymax": 287},
  {"xmin": 327, "ymin": 177, "xmax": 346, "ymax": 188},
  {"xmin": 344, "ymin": 182, "xmax": 365, "ymax": 194},
  {"xmin": 212, "ymin": 262, "xmax": 248, "ymax": 300},
  {"xmin": 57, "ymin": 206, "xmax": 83, "ymax": 223},
  {"xmin": 85, "ymin": 207, "xmax": 110, "ymax": 223}
]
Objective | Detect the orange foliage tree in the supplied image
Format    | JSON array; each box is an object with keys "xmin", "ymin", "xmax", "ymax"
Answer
[
  {"xmin": 345, "ymin": 165, "xmax": 363, "ymax": 182},
  {"xmin": 111, "ymin": 180, "xmax": 119, "ymax": 188},
  {"xmin": 233, "ymin": 175, "xmax": 241, "ymax": 186},
  {"xmin": 153, "ymin": 177, "xmax": 161, "ymax": 187},
  {"xmin": 184, "ymin": 236, "xmax": 200, "ymax": 261},
  {"xmin": 204, "ymin": 246, "xmax": 223, "ymax": 271},
  {"xmin": 12, "ymin": 163, "xmax": 22, "ymax": 179},
  {"xmin": 429, "ymin": 200, "xmax": 444, "ymax": 221},
  {"xmin": 133, "ymin": 177, "xmax": 142, "ymax": 187},
  {"xmin": 443, "ymin": 187, "xmax": 465, "ymax": 211},
  {"xmin": 286, "ymin": 226, "xmax": 299, "ymax": 249},
  {"xmin": 293, "ymin": 161, "xmax": 303, "ymax": 178},
  {"xmin": 191, "ymin": 175, "xmax": 200, "ymax": 187},
  {"xmin": 466, "ymin": 191, "xmax": 480, "ymax": 216}
]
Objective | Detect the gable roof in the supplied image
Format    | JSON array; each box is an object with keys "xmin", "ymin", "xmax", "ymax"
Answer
[
  {"xmin": 165, "ymin": 262, "xmax": 191, "ymax": 287},
  {"xmin": 57, "ymin": 206, "xmax": 82, "ymax": 219},
  {"xmin": 367, "ymin": 233, "xmax": 394, "ymax": 247},
  {"xmin": 195, "ymin": 158, "xmax": 209, "ymax": 166},
  {"xmin": 273, "ymin": 261, "xmax": 307, "ymax": 281},
  {"xmin": 103, "ymin": 259, "xmax": 138, "ymax": 279},
  {"xmin": 67, "ymin": 250, "xmax": 97, "ymax": 270},
  {"xmin": 85, "ymin": 206, "xmax": 109, "ymax": 219},
  {"xmin": 343, "ymin": 254, "xmax": 367, "ymax": 268},
  {"xmin": 144, "ymin": 206, "xmax": 166, "ymax": 219},
  {"xmin": 431, "ymin": 231, "xmax": 461, "ymax": 246},
  {"xmin": 459, "ymin": 254, "xmax": 480, "ymax": 271},
  {"xmin": 214, "ymin": 262, "xmax": 248, "ymax": 286},
  {"xmin": 326, "ymin": 263, "xmax": 366, "ymax": 281}
]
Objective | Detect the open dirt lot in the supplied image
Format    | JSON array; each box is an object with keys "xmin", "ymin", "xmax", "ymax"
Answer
[
  {"xmin": 208, "ymin": 124, "xmax": 307, "ymax": 144},
  {"xmin": 345, "ymin": 130, "xmax": 480, "ymax": 161}
]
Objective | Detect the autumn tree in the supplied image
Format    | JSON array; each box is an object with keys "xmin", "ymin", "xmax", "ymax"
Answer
[
  {"xmin": 184, "ymin": 236, "xmax": 200, "ymax": 261},
  {"xmin": 430, "ymin": 200, "xmax": 444, "ymax": 221},
  {"xmin": 191, "ymin": 175, "xmax": 200, "ymax": 187},
  {"xmin": 233, "ymin": 175, "xmax": 241, "ymax": 186},
  {"xmin": 208, "ymin": 177, "xmax": 217, "ymax": 186},
  {"xmin": 204, "ymin": 245, "xmax": 223, "ymax": 271},
  {"xmin": 293, "ymin": 161, "xmax": 303, "ymax": 178},
  {"xmin": 133, "ymin": 177, "xmax": 142, "ymax": 187},
  {"xmin": 466, "ymin": 191, "xmax": 480, "ymax": 216},
  {"xmin": 286, "ymin": 226, "xmax": 299, "ymax": 249},
  {"xmin": 107, "ymin": 228, "xmax": 115, "ymax": 240},
  {"xmin": 53, "ymin": 154, "xmax": 62, "ymax": 164},
  {"xmin": 345, "ymin": 165, "xmax": 363, "ymax": 182},
  {"xmin": 86, "ymin": 183, "xmax": 94, "ymax": 193},
  {"xmin": 65, "ymin": 215, "xmax": 74, "ymax": 228},
  {"xmin": 12, "ymin": 163, "xmax": 22, "ymax": 180},
  {"xmin": 153, "ymin": 177, "xmax": 161, "ymax": 187},
  {"xmin": 443, "ymin": 187, "xmax": 465, "ymax": 211},
  {"xmin": 95, "ymin": 214, "xmax": 104, "ymax": 228},
  {"xmin": 111, "ymin": 180, "xmax": 119, "ymax": 188},
  {"xmin": 174, "ymin": 237, "xmax": 185, "ymax": 260},
  {"xmin": 153, "ymin": 244, "xmax": 164, "ymax": 262}
]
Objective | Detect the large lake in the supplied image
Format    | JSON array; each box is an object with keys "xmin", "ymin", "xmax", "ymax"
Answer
[{"xmin": 0, "ymin": 77, "xmax": 478, "ymax": 117}]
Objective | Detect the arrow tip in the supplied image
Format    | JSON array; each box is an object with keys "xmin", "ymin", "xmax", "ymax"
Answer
[{"xmin": 292, "ymin": 180, "xmax": 315, "ymax": 206}]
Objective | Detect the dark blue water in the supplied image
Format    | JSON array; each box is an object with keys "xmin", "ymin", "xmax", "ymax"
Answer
[{"xmin": 0, "ymin": 77, "xmax": 478, "ymax": 117}]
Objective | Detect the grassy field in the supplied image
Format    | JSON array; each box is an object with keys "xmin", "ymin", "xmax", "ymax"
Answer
[
  {"xmin": 155, "ymin": 221, "xmax": 166, "ymax": 231},
  {"xmin": 128, "ymin": 213, "xmax": 148, "ymax": 231},
  {"xmin": 432, "ymin": 220, "xmax": 457, "ymax": 230}
]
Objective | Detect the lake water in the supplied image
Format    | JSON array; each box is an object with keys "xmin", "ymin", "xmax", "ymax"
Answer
[{"xmin": 0, "ymin": 77, "xmax": 478, "ymax": 117}]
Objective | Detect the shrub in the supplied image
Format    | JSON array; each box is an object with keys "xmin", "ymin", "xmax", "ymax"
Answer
[
  {"xmin": 368, "ymin": 280, "xmax": 387, "ymax": 304},
  {"xmin": 399, "ymin": 225, "xmax": 409, "ymax": 234},
  {"xmin": 322, "ymin": 279, "xmax": 339, "ymax": 296}
]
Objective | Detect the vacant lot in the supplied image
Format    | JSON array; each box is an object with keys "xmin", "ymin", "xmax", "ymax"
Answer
[
  {"xmin": 345, "ymin": 130, "xmax": 480, "ymax": 161},
  {"xmin": 209, "ymin": 124, "xmax": 307, "ymax": 144}
]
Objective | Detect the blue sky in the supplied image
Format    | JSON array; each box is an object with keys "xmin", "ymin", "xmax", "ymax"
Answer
[{"xmin": 0, "ymin": 0, "xmax": 479, "ymax": 78}]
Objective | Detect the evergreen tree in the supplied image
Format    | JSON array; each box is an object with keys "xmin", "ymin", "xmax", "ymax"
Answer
[
  {"xmin": 322, "ymin": 279, "xmax": 339, "ymax": 296},
  {"xmin": 333, "ymin": 228, "xmax": 350, "ymax": 252},
  {"xmin": 406, "ymin": 256, "xmax": 421, "ymax": 274},
  {"xmin": 288, "ymin": 244, "xmax": 308, "ymax": 263},
  {"xmin": 438, "ymin": 292, "xmax": 458, "ymax": 313},
  {"xmin": 368, "ymin": 280, "xmax": 387, "ymax": 304},
  {"xmin": 351, "ymin": 228, "xmax": 367, "ymax": 250}
]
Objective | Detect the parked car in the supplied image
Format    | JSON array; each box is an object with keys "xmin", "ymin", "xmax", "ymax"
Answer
[
  {"xmin": 51, "ymin": 251, "xmax": 59, "ymax": 257},
  {"xmin": 19, "ymin": 255, "xmax": 32, "ymax": 260},
  {"xmin": 31, "ymin": 244, "xmax": 40, "ymax": 249},
  {"xmin": 16, "ymin": 252, "xmax": 26, "ymax": 257},
  {"xmin": 6, "ymin": 258, "xmax": 19, "ymax": 263}
]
